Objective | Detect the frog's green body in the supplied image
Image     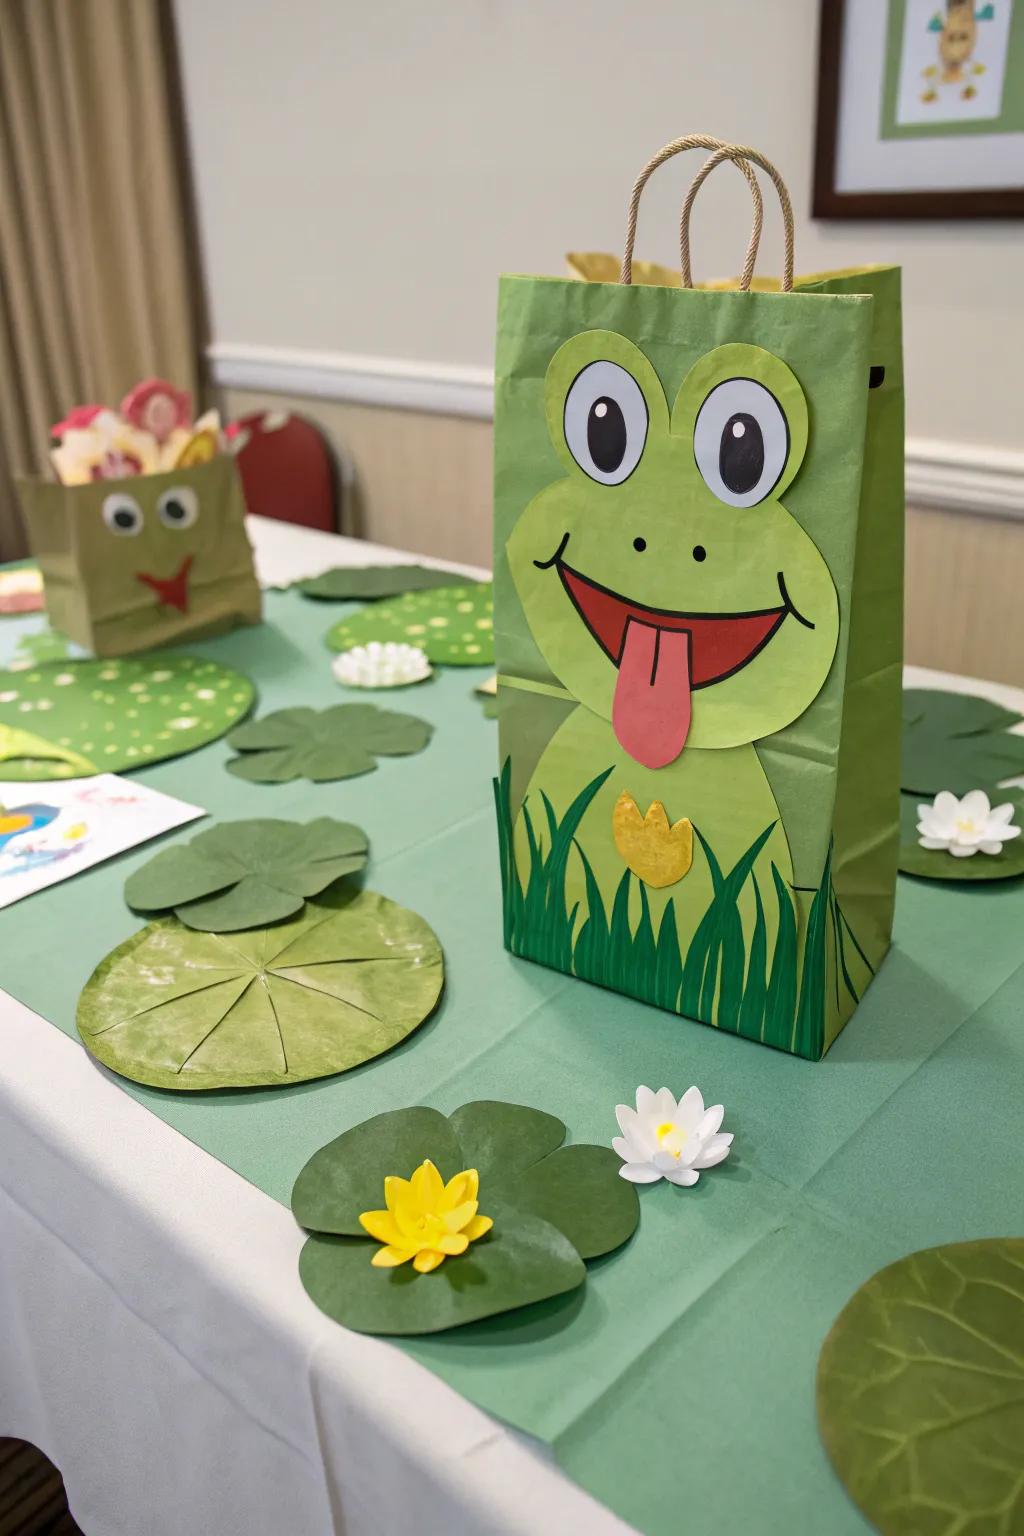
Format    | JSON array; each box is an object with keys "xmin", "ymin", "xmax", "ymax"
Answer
[
  {"xmin": 515, "ymin": 708, "xmax": 792, "ymax": 961},
  {"xmin": 503, "ymin": 330, "xmax": 840, "ymax": 1037}
]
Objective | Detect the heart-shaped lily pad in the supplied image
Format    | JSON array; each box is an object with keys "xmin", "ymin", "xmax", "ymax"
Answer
[
  {"xmin": 902, "ymin": 689, "xmax": 1024, "ymax": 797},
  {"xmin": 124, "ymin": 817, "xmax": 369, "ymax": 931},
  {"xmin": 300, "ymin": 565, "xmax": 469, "ymax": 601},
  {"xmin": 77, "ymin": 885, "xmax": 443, "ymax": 1090},
  {"xmin": 0, "ymin": 654, "xmax": 254, "ymax": 780},
  {"xmin": 898, "ymin": 791, "xmax": 1024, "ymax": 882},
  {"xmin": 292, "ymin": 1100, "xmax": 639, "ymax": 1334},
  {"xmin": 817, "ymin": 1238, "xmax": 1024, "ymax": 1536},
  {"xmin": 225, "ymin": 703, "xmax": 432, "ymax": 783},
  {"xmin": 326, "ymin": 583, "xmax": 493, "ymax": 666}
]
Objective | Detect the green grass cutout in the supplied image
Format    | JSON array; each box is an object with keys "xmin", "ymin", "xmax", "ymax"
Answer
[{"xmin": 495, "ymin": 759, "xmax": 871, "ymax": 1060}]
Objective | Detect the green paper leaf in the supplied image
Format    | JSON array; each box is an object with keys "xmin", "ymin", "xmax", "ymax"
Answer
[
  {"xmin": 0, "ymin": 654, "xmax": 254, "ymax": 780},
  {"xmin": 299, "ymin": 565, "xmax": 471, "ymax": 601},
  {"xmin": 902, "ymin": 689, "xmax": 1024, "ymax": 796},
  {"xmin": 298, "ymin": 1205, "xmax": 585, "ymax": 1335},
  {"xmin": 817, "ymin": 1238, "xmax": 1024, "ymax": 1536},
  {"xmin": 225, "ymin": 703, "xmax": 432, "ymax": 784},
  {"xmin": 76, "ymin": 886, "xmax": 443, "ymax": 1090},
  {"xmin": 898, "ymin": 791, "xmax": 1024, "ymax": 882},
  {"xmin": 292, "ymin": 1106, "xmax": 462, "ymax": 1235},
  {"xmin": 14, "ymin": 629, "xmax": 73, "ymax": 663},
  {"xmin": 448, "ymin": 1099, "xmax": 565, "ymax": 1178},
  {"xmin": 125, "ymin": 817, "xmax": 370, "ymax": 931},
  {"xmin": 489, "ymin": 1143, "xmax": 640, "ymax": 1260},
  {"xmin": 0, "ymin": 723, "xmax": 96, "ymax": 780},
  {"xmin": 326, "ymin": 583, "xmax": 494, "ymax": 666}
]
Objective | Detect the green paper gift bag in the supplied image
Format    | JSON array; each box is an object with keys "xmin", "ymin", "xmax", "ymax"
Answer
[
  {"xmin": 492, "ymin": 136, "xmax": 904, "ymax": 1060},
  {"xmin": 18, "ymin": 454, "xmax": 261, "ymax": 657}
]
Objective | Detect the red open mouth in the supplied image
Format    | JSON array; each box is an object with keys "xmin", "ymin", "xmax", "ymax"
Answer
[
  {"xmin": 137, "ymin": 555, "xmax": 193, "ymax": 613},
  {"xmin": 555, "ymin": 558, "xmax": 798, "ymax": 770}
]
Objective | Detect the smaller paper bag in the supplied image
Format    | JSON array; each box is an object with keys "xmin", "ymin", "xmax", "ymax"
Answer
[{"xmin": 19, "ymin": 455, "xmax": 261, "ymax": 657}]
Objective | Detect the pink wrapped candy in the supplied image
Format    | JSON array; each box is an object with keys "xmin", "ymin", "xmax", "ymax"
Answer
[{"xmin": 120, "ymin": 378, "xmax": 192, "ymax": 445}]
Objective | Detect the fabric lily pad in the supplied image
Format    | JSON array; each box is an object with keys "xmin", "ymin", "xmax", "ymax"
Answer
[
  {"xmin": 326, "ymin": 583, "xmax": 494, "ymax": 666},
  {"xmin": 817, "ymin": 1238, "xmax": 1024, "ymax": 1536},
  {"xmin": 124, "ymin": 817, "xmax": 370, "ymax": 931},
  {"xmin": 292, "ymin": 1100, "xmax": 639, "ymax": 1335},
  {"xmin": 300, "ymin": 565, "xmax": 471, "ymax": 601},
  {"xmin": 898, "ymin": 791, "xmax": 1024, "ymax": 882},
  {"xmin": 0, "ymin": 654, "xmax": 254, "ymax": 780},
  {"xmin": 902, "ymin": 689, "xmax": 1024, "ymax": 796},
  {"xmin": 225, "ymin": 703, "xmax": 432, "ymax": 784},
  {"xmin": 0, "ymin": 723, "xmax": 96, "ymax": 780},
  {"xmin": 76, "ymin": 885, "xmax": 443, "ymax": 1090}
]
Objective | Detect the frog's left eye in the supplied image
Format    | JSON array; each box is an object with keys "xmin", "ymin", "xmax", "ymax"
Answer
[
  {"xmin": 157, "ymin": 486, "xmax": 199, "ymax": 530},
  {"xmin": 693, "ymin": 378, "xmax": 789, "ymax": 508},
  {"xmin": 563, "ymin": 361, "xmax": 649, "ymax": 485}
]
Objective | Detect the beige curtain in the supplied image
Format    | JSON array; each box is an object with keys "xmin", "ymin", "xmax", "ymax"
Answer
[{"xmin": 0, "ymin": 0, "xmax": 202, "ymax": 558}]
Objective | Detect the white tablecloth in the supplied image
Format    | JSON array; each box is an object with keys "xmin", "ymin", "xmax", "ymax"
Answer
[{"xmin": 1, "ymin": 517, "xmax": 1019, "ymax": 1536}]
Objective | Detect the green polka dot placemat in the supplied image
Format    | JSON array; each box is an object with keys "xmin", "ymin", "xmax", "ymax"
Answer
[
  {"xmin": 326, "ymin": 583, "xmax": 493, "ymax": 666},
  {"xmin": 0, "ymin": 654, "xmax": 255, "ymax": 779}
]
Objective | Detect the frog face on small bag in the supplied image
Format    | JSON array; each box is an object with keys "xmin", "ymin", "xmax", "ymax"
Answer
[
  {"xmin": 79, "ymin": 469, "xmax": 213, "ymax": 614},
  {"xmin": 506, "ymin": 330, "xmax": 839, "ymax": 766}
]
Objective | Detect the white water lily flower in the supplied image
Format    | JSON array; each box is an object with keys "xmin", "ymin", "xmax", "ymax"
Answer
[
  {"xmin": 613, "ymin": 1085, "xmax": 733, "ymax": 1187},
  {"xmin": 332, "ymin": 641, "xmax": 431, "ymax": 689},
  {"xmin": 917, "ymin": 790, "xmax": 1021, "ymax": 858}
]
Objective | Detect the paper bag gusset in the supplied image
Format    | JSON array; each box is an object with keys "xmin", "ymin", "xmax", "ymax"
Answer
[{"xmin": 493, "ymin": 137, "xmax": 904, "ymax": 1060}]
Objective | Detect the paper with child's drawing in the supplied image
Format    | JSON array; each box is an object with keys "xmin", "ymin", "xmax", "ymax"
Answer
[{"xmin": 0, "ymin": 774, "xmax": 203, "ymax": 909}]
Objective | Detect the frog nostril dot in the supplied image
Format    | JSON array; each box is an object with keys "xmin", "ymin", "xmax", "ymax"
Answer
[
  {"xmin": 633, "ymin": 537, "xmax": 647, "ymax": 552},
  {"xmin": 692, "ymin": 545, "xmax": 707, "ymax": 563}
]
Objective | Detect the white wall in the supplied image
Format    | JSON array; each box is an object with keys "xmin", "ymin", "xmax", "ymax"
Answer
[{"xmin": 173, "ymin": 0, "xmax": 1023, "ymax": 449}]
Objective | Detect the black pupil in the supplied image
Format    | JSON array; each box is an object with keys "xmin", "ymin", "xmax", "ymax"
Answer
[
  {"xmin": 719, "ymin": 413, "xmax": 764, "ymax": 495},
  {"xmin": 164, "ymin": 499, "xmax": 186, "ymax": 521},
  {"xmin": 113, "ymin": 508, "xmax": 135, "ymax": 529},
  {"xmin": 587, "ymin": 397, "xmax": 627, "ymax": 474}
]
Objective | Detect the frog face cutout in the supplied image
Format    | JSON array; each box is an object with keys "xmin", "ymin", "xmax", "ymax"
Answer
[
  {"xmin": 80, "ymin": 471, "xmax": 217, "ymax": 615},
  {"xmin": 506, "ymin": 331, "xmax": 839, "ymax": 763}
]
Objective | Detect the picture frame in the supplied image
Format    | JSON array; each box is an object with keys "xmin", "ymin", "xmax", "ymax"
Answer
[{"xmin": 814, "ymin": 0, "xmax": 1024, "ymax": 218}]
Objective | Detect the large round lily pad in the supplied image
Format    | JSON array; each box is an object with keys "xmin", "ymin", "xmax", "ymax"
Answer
[
  {"xmin": 326, "ymin": 583, "xmax": 493, "ymax": 666},
  {"xmin": 0, "ymin": 654, "xmax": 254, "ymax": 780},
  {"xmin": 899, "ymin": 791, "xmax": 1024, "ymax": 882},
  {"xmin": 817, "ymin": 1238, "xmax": 1024, "ymax": 1536},
  {"xmin": 292, "ymin": 1100, "xmax": 639, "ymax": 1334},
  {"xmin": 77, "ymin": 886, "xmax": 443, "ymax": 1090}
]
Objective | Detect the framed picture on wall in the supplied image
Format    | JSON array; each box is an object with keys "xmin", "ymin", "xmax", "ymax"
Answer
[{"xmin": 814, "ymin": 0, "xmax": 1024, "ymax": 216}]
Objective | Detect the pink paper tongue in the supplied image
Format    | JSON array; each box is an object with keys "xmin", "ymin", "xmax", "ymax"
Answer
[{"xmin": 612, "ymin": 619, "xmax": 692, "ymax": 769}]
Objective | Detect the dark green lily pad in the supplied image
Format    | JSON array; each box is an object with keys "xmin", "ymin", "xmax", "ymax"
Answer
[
  {"xmin": 0, "ymin": 654, "xmax": 254, "ymax": 780},
  {"xmin": 817, "ymin": 1238, "xmax": 1024, "ymax": 1536},
  {"xmin": 77, "ymin": 886, "xmax": 443, "ymax": 1090},
  {"xmin": 902, "ymin": 689, "xmax": 1024, "ymax": 797},
  {"xmin": 292, "ymin": 1100, "xmax": 639, "ymax": 1335},
  {"xmin": 299, "ymin": 565, "xmax": 470, "ymax": 601},
  {"xmin": 299, "ymin": 1206, "xmax": 585, "ymax": 1336},
  {"xmin": 225, "ymin": 703, "xmax": 432, "ymax": 784},
  {"xmin": 899, "ymin": 791, "xmax": 1024, "ymax": 882},
  {"xmin": 125, "ymin": 817, "xmax": 369, "ymax": 931},
  {"xmin": 326, "ymin": 583, "xmax": 493, "ymax": 666}
]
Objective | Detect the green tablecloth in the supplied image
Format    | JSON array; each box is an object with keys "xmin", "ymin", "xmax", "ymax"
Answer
[{"xmin": 2, "ymin": 590, "xmax": 1023, "ymax": 1536}]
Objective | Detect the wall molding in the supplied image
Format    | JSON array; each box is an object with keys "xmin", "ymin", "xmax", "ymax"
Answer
[{"xmin": 207, "ymin": 343, "xmax": 1024, "ymax": 520}]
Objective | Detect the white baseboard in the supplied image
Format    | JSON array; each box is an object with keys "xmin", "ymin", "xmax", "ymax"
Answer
[{"xmin": 207, "ymin": 343, "xmax": 1024, "ymax": 520}]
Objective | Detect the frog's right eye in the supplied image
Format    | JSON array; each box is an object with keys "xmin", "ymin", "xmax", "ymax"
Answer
[
  {"xmin": 563, "ymin": 361, "xmax": 649, "ymax": 485},
  {"xmin": 101, "ymin": 494, "xmax": 144, "ymax": 536}
]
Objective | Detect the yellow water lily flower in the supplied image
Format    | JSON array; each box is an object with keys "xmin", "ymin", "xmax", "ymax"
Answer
[{"xmin": 360, "ymin": 1159, "xmax": 494, "ymax": 1274}]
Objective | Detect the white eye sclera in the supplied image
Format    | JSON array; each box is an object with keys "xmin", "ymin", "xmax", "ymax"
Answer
[
  {"xmin": 693, "ymin": 377, "xmax": 789, "ymax": 508},
  {"xmin": 564, "ymin": 360, "xmax": 649, "ymax": 486},
  {"xmin": 157, "ymin": 486, "xmax": 199, "ymax": 529},
  {"xmin": 101, "ymin": 494, "xmax": 144, "ymax": 536}
]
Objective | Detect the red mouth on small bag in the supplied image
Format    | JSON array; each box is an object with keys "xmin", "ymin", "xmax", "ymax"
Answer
[
  {"xmin": 137, "ymin": 555, "xmax": 193, "ymax": 613},
  {"xmin": 550, "ymin": 554, "xmax": 802, "ymax": 770}
]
